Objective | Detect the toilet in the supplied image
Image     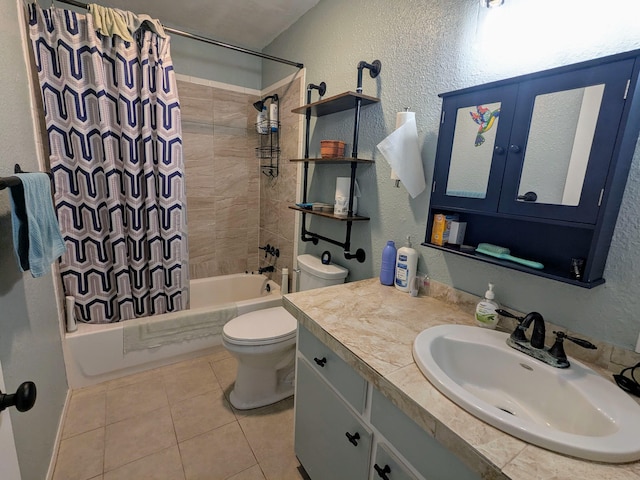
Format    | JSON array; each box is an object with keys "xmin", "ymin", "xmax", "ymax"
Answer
[{"xmin": 222, "ymin": 254, "xmax": 348, "ymax": 410}]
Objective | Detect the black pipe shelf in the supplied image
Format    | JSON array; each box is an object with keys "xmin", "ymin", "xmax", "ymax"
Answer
[{"xmin": 290, "ymin": 64, "xmax": 381, "ymax": 263}]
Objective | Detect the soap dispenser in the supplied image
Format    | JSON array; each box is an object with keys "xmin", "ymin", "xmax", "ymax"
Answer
[
  {"xmin": 395, "ymin": 236, "xmax": 418, "ymax": 293},
  {"xmin": 475, "ymin": 283, "xmax": 500, "ymax": 329}
]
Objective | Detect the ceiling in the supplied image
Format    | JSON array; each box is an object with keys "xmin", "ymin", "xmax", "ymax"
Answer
[{"xmin": 88, "ymin": 0, "xmax": 320, "ymax": 49}]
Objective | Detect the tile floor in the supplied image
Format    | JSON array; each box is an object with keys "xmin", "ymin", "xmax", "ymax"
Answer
[{"xmin": 53, "ymin": 346, "xmax": 308, "ymax": 480}]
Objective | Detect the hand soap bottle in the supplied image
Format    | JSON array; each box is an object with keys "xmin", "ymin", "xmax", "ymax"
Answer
[
  {"xmin": 395, "ymin": 236, "xmax": 418, "ymax": 293},
  {"xmin": 475, "ymin": 283, "xmax": 499, "ymax": 329}
]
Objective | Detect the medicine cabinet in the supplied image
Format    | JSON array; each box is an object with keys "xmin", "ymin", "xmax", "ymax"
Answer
[{"xmin": 425, "ymin": 49, "xmax": 640, "ymax": 287}]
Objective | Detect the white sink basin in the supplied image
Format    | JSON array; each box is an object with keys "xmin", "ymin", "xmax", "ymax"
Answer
[{"xmin": 413, "ymin": 324, "xmax": 640, "ymax": 463}]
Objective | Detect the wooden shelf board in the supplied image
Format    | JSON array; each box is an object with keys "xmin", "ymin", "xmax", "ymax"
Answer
[
  {"xmin": 289, "ymin": 205, "xmax": 370, "ymax": 221},
  {"xmin": 289, "ymin": 157, "xmax": 374, "ymax": 164},
  {"xmin": 291, "ymin": 91, "xmax": 380, "ymax": 117}
]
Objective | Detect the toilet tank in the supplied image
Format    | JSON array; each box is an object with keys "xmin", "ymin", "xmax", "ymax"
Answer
[{"xmin": 297, "ymin": 254, "xmax": 348, "ymax": 292}]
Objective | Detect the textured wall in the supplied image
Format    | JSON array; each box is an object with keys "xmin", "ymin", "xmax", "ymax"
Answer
[
  {"xmin": 263, "ymin": 0, "xmax": 640, "ymax": 349},
  {"xmin": 0, "ymin": 1, "xmax": 69, "ymax": 478}
]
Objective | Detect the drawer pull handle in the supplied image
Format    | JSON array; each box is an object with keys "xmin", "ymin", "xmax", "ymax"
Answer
[
  {"xmin": 345, "ymin": 431, "xmax": 360, "ymax": 446},
  {"xmin": 313, "ymin": 357, "xmax": 327, "ymax": 367},
  {"xmin": 374, "ymin": 463, "xmax": 391, "ymax": 479}
]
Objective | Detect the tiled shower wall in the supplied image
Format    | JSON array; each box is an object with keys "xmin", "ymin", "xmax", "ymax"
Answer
[
  {"xmin": 259, "ymin": 78, "xmax": 303, "ymax": 286},
  {"xmin": 179, "ymin": 75, "xmax": 302, "ymax": 283}
]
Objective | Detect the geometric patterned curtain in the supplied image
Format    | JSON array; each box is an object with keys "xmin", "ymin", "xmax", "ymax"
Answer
[{"xmin": 28, "ymin": 4, "xmax": 189, "ymax": 323}]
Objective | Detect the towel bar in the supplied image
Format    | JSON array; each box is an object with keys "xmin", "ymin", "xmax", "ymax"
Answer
[{"xmin": 0, "ymin": 163, "xmax": 54, "ymax": 191}]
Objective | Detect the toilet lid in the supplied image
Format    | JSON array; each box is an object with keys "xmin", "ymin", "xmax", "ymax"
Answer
[{"xmin": 223, "ymin": 307, "xmax": 297, "ymax": 345}]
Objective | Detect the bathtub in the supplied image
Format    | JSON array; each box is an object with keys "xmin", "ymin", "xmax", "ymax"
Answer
[{"xmin": 63, "ymin": 273, "xmax": 281, "ymax": 388}]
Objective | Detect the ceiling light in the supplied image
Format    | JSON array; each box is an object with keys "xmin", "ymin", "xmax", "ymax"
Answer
[{"xmin": 481, "ymin": 0, "xmax": 505, "ymax": 7}]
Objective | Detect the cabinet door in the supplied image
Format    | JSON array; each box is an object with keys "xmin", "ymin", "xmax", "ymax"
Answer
[
  {"xmin": 499, "ymin": 59, "xmax": 635, "ymax": 223},
  {"xmin": 294, "ymin": 359, "xmax": 372, "ymax": 480},
  {"xmin": 431, "ymin": 84, "xmax": 518, "ymax": 213}
]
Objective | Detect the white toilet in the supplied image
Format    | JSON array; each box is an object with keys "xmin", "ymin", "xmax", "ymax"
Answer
[{"xmin": 222, "ymin": 254, "xmax": 348, "ymax": 410}]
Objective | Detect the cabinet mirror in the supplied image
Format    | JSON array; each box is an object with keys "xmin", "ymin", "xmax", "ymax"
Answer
[
  {"xmin": 446, "ymin": 100, "xmax": 501, "ymax": 199},
  {"xmin": 517, "ymin": 84, "xmax": 604, "ymax": 206}
]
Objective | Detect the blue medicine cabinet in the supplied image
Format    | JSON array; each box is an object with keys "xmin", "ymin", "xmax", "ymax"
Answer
[{"xmin": 425, "ymin": 49, "xmax": 640, "ymax": 288}]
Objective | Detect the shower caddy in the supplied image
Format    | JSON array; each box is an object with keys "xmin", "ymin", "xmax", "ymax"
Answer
[
  {"xmin": 255, "ymin": 94, "xmax": 280, "ymax": 178},
  {"xmin": 289, "ymin": 60, "xmax": 381, "ymax": 263}
]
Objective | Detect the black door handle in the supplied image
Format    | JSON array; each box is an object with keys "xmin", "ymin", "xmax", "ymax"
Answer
[
  {"xmin": 345, "ymin": 431, "xmax": 360, "ymax": 446},
  {"xmin": 0, "ymin": 381, "xmax": 36, "ymax": 412}
]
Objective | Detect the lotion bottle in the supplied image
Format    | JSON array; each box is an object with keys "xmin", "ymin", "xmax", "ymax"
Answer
[
  {"xmin": 380, "ymin": 240, "xmax": 396, "ymax": 286},
  {"xmin": 256, "ymin": 105, "xmax": 268, "ymax": 134},
  {"xmin": 475, "ymin": 283, "xmax": 500, "ymax": 329},
  {"xmin": 269, "ymin": 102, "xmax": 278, "ymax": 132},
  {"xmin": 395, "ymin": 236, "xmax": 418, "ymax": 293}
]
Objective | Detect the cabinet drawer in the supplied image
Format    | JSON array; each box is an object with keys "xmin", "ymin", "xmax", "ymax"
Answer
[
  {"xmin": 295, "ymin": 360, "xmax": 372, "ymax": 480},
  {"xmin": 371, "ymin": 388, "xmax": 480, "ymax": 480},
  {"xmin": 373, "ymin": 442, "xmax": 418, "ymax": 480},
  {"xmin": 298, "ymin": 325, "xmax": 367, "ymax": 413}
]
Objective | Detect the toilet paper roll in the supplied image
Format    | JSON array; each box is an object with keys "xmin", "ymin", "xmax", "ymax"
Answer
[
  {"xmin": 376, "ymin": 111, "xmax": 426, "ymax": 198},
  {"xmin": 334, "ymin": 177, "xmax": 360, "ymax": 217}
]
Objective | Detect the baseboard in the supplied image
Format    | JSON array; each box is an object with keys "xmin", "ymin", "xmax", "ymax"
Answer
[{"xmin": 46, "ymin": 387, "xmax": 71, "ymax": 480}]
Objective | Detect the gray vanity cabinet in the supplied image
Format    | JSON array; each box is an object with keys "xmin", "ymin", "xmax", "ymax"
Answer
[
  {"xmin": 295, "ymin": 360, "xmax": 373, "ymax": 479},
  {"xmin": 294, "ymin": 325, "xmax": 481, "ymax": 480},
  {"xmin": 426, "ymin": 49, "xmax": 640, "ymax": 287}
]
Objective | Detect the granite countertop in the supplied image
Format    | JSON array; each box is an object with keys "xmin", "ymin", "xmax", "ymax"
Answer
[{"xmin": 282, "ymin": 278, "xmax": 640, "ymax": 480}]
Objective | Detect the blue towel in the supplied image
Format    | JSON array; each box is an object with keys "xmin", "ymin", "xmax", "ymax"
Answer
[{"xmin": 9, "ymin": 173, "xmax": 66, "ymax": 277}]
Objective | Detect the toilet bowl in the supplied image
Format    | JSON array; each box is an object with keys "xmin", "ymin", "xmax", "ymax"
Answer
[
  {"xmin": 222, "ymin": 254, "xmax": 348, "ymax": 410},
  {"xmin": 222, "ymin": 306, "xmax": 297, "ymax": 410}
]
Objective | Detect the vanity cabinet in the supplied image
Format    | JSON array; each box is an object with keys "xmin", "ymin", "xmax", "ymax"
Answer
[
  {"xmin": 295, "ymin": 325, "xmax": 480, "ymax": 480},
  {"xmin": 426, "ymin": 49, "xmax": 640, "ymax": 287}
]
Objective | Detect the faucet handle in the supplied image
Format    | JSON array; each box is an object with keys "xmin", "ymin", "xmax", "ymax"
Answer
[
  {"xmin": 553, "ymin": 331, "xmax": 597, "ymax": 350},
  {"xmin": 496, "ymin": 309, "xmax": 524, "ymax": 323}
]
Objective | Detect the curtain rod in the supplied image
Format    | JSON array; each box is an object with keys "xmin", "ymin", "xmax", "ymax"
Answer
[{"xmin": 54, "ymin": 0, "xmax": 304, "ymax": 69}]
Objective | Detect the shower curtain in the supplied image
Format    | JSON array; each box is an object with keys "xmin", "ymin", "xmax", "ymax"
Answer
[{"xmin": 28, "ymin": 4, "xmax": 189, "ymax": 323}]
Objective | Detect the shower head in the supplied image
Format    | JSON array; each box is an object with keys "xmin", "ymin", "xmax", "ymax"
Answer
[{"xmin": 252, "ymin": 94, "xmax": 279, "ymax": 111}]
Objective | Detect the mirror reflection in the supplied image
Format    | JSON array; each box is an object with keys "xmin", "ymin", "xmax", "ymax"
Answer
[
  {"xmin": 445, "ymin": 101, "xmax": 501, "ymax": 199},
  {"xmin": 518, "ymin": 84, "xmax": 604, "ymax": 206}
]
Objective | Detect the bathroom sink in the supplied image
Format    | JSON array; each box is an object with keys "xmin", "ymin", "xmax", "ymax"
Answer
[{"xmin": 412, "ymin": 324, "xmax": 640, "ymax": 463}]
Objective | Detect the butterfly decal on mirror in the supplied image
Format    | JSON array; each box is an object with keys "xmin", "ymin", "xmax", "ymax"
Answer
[{"xmin": 470, "ymin": 105, "xmax": 500, "ymax": 146}]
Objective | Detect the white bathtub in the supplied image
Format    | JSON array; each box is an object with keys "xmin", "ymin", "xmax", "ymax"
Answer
[{"xmin": 63, "ymin": 273, "xmax": 281, "ymax": 388}]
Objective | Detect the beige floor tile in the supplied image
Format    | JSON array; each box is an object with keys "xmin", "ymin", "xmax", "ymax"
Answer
[
  {"xmin": 63, "ymin": 389, "xmax": 106, "ymax": 439},
  {"xmin": 106, "ymin": 368, "xmax": 163, "ymax": 391},
  {"xmin": 238, "ymin": 397, "xmax": 295, "ymax": 460},
  {"xmin": 210, "ymin": 356, "xmax": 238, "ymax": 396},
  {"xmin": 106, "ymin": 378, "xmax": 168, "ymax": 424},
  {"xmin": 104, "ymin": 406, "xmax": 176, "ymax": 471},
  {"xmin": 103, "ymin": 445, "xmax": 185, "ymax": 480},
  {"xmin": 171, "ymin": 388, "xmax": 237, "ymax": 442},
  {"xmin": 161, "ymin": 358, "xmax": 220, "ymax": 405},
  {"xmin": 227, "ymin": 465, "xmax": 267, "ymax": 480},
  {"xmin": 179, "ymin": 422, "xmax": 257, "ymax": 480},
  {"xmin": 53, "ymin": 428, "xmax": 104, "ymax": 480},
  {"xmin": 259, "ymin": 456, "xmax": 306, "ymax": 480}
]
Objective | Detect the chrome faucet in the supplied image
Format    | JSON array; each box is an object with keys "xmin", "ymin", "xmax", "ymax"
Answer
[{"xmin": 496, "ymin": 309, "xmax": 596, "ymax": 368}]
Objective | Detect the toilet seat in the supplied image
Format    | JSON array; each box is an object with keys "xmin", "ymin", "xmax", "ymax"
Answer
[{"xmin": 222, "ymin": 307, "xmax": 297, "ymax": 346}]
